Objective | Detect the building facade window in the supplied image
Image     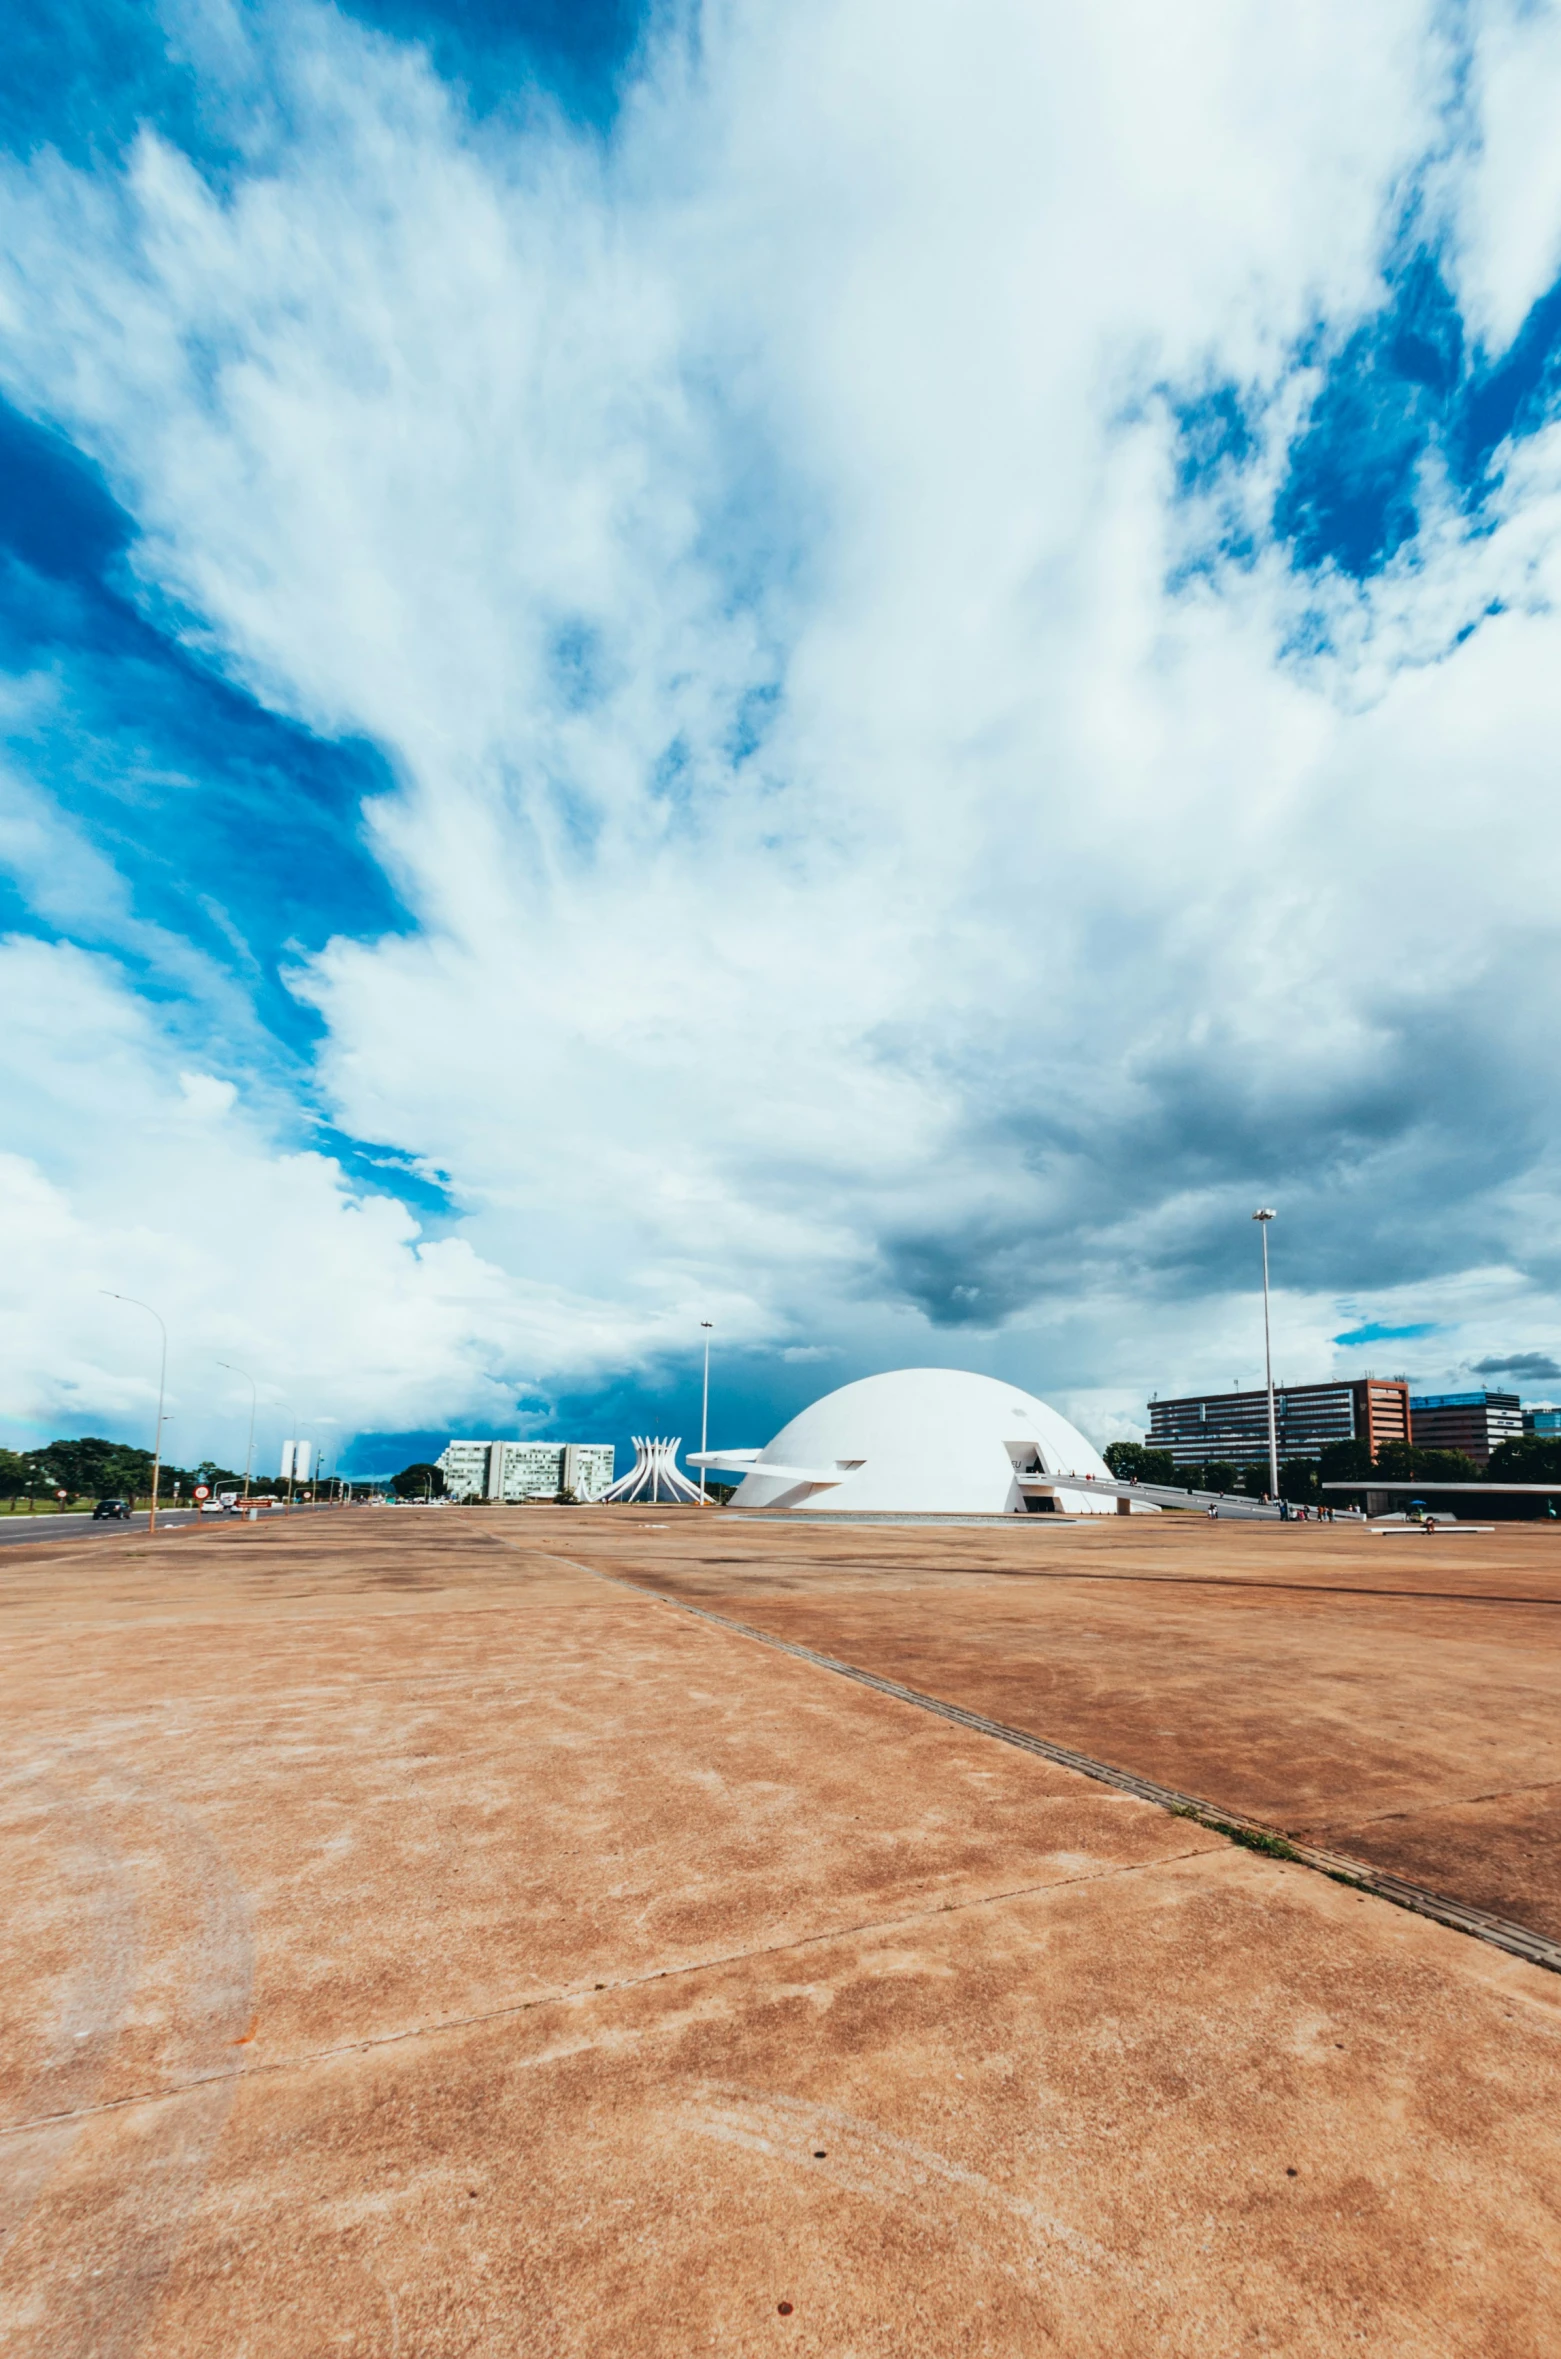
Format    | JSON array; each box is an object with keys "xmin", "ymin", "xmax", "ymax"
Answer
[
  {"xmin": 1407, "ymin": 1392, "xmax": 1521, "ymax": 1467},
  {"xmin": 1147, "ymin": 1378, "xmax": 1410, "ymax": 1469},
  {"xmin": 435, "ymin": 1439, "xmax": 617, "ymax": 1502}
]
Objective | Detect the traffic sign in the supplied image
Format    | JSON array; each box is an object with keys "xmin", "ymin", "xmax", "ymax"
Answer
[{"xmin": 194, "ymin": 1484, "xmax": 210, "ymax": 1500}]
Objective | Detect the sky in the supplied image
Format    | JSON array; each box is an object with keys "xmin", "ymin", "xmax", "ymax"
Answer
[{"xmin": 4, "ymin": 0, "xmax": 1561, "ymax": 1480}]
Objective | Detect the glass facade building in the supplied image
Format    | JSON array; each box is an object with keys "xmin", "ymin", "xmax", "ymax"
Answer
[
  {"xmin": 1407, "ymin": 1392, "xmax": 1521, "ymax": 1466},
  {"xmin": 1147, "ymin": 1378, "xmax": 1410, "ymax": 1471}
]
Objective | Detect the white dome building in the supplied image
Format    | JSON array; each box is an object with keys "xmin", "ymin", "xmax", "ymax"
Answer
[{"xmin": 690, "ymin": 1367, "xmax": 1148, "ymax": 1516}]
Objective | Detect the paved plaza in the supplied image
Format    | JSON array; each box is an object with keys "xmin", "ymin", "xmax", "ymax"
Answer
[{"xmin": 2, "ymin": 1507, "xmax": 1559, "ymax": 2355}]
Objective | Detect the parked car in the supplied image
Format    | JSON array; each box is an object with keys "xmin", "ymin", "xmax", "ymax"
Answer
[{"xmin": 92, "ymin": 1498, "xmax": 132, "ymax": 1520}]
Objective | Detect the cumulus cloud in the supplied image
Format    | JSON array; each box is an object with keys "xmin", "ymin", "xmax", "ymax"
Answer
[
  {"xmin": 2, "ymin": 0, "xmax": 1561, "ymax": 1460},
  {"xmin": 0, "ymin": 932, "xmax": 707, "ymax": 1464}
]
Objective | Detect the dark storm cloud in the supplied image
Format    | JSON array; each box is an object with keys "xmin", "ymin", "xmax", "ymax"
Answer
[
  {"xmin": 1471, "ymin": 1351, "xmax": 1561, "ymax": 1381},
  {"xmin": 876, "ymin": 942, "xmax": 1561, "ymax": 1331}
]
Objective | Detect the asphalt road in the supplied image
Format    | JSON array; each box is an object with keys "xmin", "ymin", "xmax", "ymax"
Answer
[{"xmin": 0, "ymin": 1504, "xmax": 332, "ymax": 1547}]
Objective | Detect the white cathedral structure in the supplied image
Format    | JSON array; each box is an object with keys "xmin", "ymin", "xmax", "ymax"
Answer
[{"xmin": 601, "ymin": 1437, "xmax": 703, "ymax": 1505}]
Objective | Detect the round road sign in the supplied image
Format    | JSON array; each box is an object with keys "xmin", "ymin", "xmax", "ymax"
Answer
[{"xmin": 194, "ymin": 1484, "xmax": 210, "ymax": 1500}]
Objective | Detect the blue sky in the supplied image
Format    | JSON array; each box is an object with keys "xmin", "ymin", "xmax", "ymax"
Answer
[{"xmin": 5, "ymin": 0, "xmax": 1561, "ymax": 1480}]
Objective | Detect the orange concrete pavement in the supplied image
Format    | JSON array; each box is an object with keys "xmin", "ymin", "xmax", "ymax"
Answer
[
  {"xmin": 0, "ymin": 1509, "xmax": 1558, "ymax": 2355},
  {"xmin": 603, "ymin": 1510, "xmax": 1561, "ymax": 1939}
]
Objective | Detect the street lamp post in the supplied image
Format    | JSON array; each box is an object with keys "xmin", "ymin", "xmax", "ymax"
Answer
[
  {"xmin": 217, "ymin": 1361, "xmax": 258, "ymax": 1503},
  {"xmin": 103, "ymin": 1292, "xmax": 167, "ymax": 1534},
  {"xmin": 699, "ymin": 1321, "xmax": 713, "ymax": 1505},
  {"xmin": 1252, "ymin": 1210, "xmax": 1279, "ymax": 1502}
]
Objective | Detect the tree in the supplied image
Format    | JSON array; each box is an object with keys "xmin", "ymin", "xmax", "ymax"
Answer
[
  {"xmin": 1375, "ymin": 1441, "xmax": 1482, "ymax": 1483},
  {"xmin": 1279, "ymin": 1457, "xmax": 1320, "ymax": 1503},
  {"xmin": 1102, "ymin": 1443, "xmax": 1177, "ymax": 1485},
  {"xmin": 37, "ymin": 1436, "xmax": 154, "ymax": 1501},
  {"xmin": 1487, "ymin": 1435, "xmax": 1561, "ymax": 1484},
  {"xmin": 1203, "ymin": 1460, "xmax": 1238, "ymax": 1495},
  {"xmin": 391, "ymin": 1462, "xmax": 445, "ymax": 1500},
  {"xmin": 190, "ymin": 1458, "xmax": 247, "ymax": 1494},
  {"xmin": 1318, "ymin": 1439, "xmax": 1373, "ymax": 1486},
  {"xmin": 13, "ymin": 1451, "xmax": 59, "ymax": 1510},
  {"xmin": 0, "ymin": 1449, "xmax": 31, "ymax": 1508}
]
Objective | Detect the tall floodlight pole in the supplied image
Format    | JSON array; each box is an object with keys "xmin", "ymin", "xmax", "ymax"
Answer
[
  {"xmin": 699, "ymin": 1322, "xmax": 713, "ymax": 1504},
  {"xmin": 217, "ymin": 1361, "xmax": 258, "ymax": 1502},
  {"xmin": 103, "ymin": 1292, "xmax": 167, "ymax": 1534},
  {"xmin": 1252, "ymin": 1210, "xmax": 1279, "ymax": 1501}
]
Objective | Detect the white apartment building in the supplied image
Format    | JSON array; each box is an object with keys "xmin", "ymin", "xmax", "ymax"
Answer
[{"xmin": 436, "ymin": 1439, "xmax": 615, "ymax": 1504}]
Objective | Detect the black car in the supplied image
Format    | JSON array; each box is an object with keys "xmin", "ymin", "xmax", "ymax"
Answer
[{"xmin": 92, "ymin": 1497, "xmax": 132, "ymax": 1520}]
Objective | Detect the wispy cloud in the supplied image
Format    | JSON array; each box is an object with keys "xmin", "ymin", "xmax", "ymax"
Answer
[{"xmin": 1332, "ymin": 1322, "xmax": 1438, "ymax": 1347}]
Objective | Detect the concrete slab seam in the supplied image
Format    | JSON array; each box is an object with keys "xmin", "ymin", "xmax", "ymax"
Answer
[
  {"xmin": 652, "ymin": 1550, "xmax": 1561, "ymax": 1611},
  {"xmin": 0, "ymin": 1848, "xmax": 1219, "ymax": 2139},
  {"xmin": 557, "ymin": 1553, "xmax": 1561, "ymax": 1980}
]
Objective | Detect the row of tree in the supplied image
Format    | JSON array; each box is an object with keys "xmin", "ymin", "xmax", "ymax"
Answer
[
  {"xmin": 1105, "ymin": 1442, "xmax": 1268, "ymax": 1495},
  {"xmin": 0, "ymin": 1436, "xmax": 281, "ymax": 1508},
  {"xmin": 1104, "ymin": 1434, "xmax": 1561, "ymax": 1506}
]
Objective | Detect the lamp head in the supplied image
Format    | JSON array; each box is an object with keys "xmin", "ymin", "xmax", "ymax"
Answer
[{"xmin": 1252, "ymin": 1207, "xmax": 1276, "ymax": 1222}]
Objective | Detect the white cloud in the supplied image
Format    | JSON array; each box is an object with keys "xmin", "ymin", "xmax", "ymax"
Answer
[
  {"xmin": 0, "ymin": 936, "xmax": 700, "ymax": 1464},
  {"xmin": 1449, "ymin": 0, "xmax": 1561, "ymax": 351},
  {"xmin": 2, "ymin": 0, "xmax": 1561, "ymax": 1457}
]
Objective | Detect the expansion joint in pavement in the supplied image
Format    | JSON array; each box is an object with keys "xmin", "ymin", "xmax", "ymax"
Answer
[
  {"xmin": 1314, "ymin": 1775, "xmax": 1561, "ymax": 1836},
  {"xmin": 0, "ymin": 1848, "xmax": 1211, "ymax": 2137},
  {"xmin": 552, "ymin": 1550, "xmax": 1561, "ymax": 1982}
]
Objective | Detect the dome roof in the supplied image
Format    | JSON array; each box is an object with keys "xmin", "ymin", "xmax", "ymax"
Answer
[{"xmin": 728, "ymin": 1366, "xmax": 1122, "ymax": 1515}]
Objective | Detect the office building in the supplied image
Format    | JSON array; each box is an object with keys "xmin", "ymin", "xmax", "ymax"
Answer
[
  {"xmin": 1147, "ymin": 1377, "xmax": 1410, "ymax": 1472},
  {"xmin": 1524, "ymin": 1406, "xmax": 1561, "ymax": 1439},
  {"xmin": 1408, "ymin": 1392, "xmax": 1521, "ymax": 1466},
  {"xmin": 436, "ymin": 1439, "xmax": 615, "ymax": 1503}
]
